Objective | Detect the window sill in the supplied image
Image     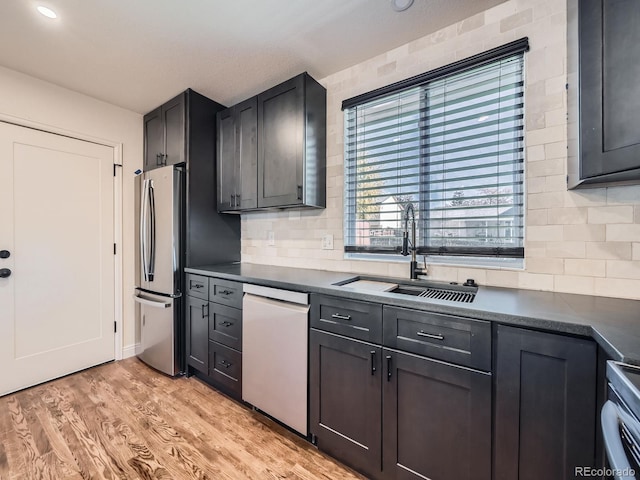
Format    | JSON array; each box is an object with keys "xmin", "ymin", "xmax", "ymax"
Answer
[{"xmin": 345, "ymin": 252, "xmax": 524, "ymax": 270}]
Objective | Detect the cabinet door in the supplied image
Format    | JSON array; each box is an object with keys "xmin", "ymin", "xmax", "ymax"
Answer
[
  {"xmin": 578, "ymin": 0, "xmax": 640, "ymax": 181},
  {"xmin": 216, "ymin": 107, "xmax": 236, "ymax": 212},
  {"xmin": 236, "ymin": 97, "xmax": 258, "ymax": 210},
  {"xmin": 257, "ymin": 75, "xmax": 304, "ymax": 208},
  {"xmin": 162, "ymin": 94, "xmax": 186, "ymax": 167},
  {"xmin": 310, "ymin": 329, "xmax": 382, "ymax": 479},
  {"xmin": 185, "ymin": 295, "xmax": 209, "ymax": 373},
  {"xmin": 382, "ymin": 349, "xmax": 491, "ymax": 480},
  {"xmin": 494, "ymin": 325, "xmax": 597, "ymax": 480},
  {"xmin": 143, "ymin": 107, "xmax": 163, "ymax": 171}
]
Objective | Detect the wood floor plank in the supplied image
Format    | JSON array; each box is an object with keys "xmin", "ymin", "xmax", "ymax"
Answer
[
  {"xmin": 0, "ymin": 358, "xmax": 365, "ymax": 480},
  {"xmin": 75, "ymin": 371, "xmax": 223, "ymax": 480}
]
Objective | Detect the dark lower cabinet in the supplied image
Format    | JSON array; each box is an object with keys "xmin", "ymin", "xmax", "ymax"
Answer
[
  {"xmin": 185, "ymin": 295, "xmax": 208, "ymax": 372},
  {"xmin": 494, "ymin": 325, "xmax": 597, "ymax": 480},
  {"xmin": 309, "ymin": 328, "xmax": 382, "ymax": 479},
  {"xmin": 383, "ymin": 350, "xmax": 491, "ymax": 480},
  {"xmin": 310, "ymin": 327, "xmax": 491, "ymax": 480}
]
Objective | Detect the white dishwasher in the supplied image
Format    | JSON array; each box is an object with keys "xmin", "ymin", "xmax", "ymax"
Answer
[{"xmin": 242, "ymin": 284, "xmax": 310, "ymax": 435}]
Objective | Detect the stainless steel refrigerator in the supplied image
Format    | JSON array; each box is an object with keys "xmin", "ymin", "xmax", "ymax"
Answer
[{"xmin": 134, "ymin": 164, "xmax": 184, "ymax": 376}]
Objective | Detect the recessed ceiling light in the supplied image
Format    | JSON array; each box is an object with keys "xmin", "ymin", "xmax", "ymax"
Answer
[
  {"xmin": 390, "ymin": 0, "xmax": 414, "ymax": 12},
  {"xmin": 37, "ymin": 6, "xmax": 57, "ymax": 19},
  {"xmin": 477, "ymin": 115, "xmax": 490, "ymax": 122}
]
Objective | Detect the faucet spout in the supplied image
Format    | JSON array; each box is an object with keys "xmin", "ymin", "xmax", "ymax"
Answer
[{"xmin": 401, "ymin": 202, "xmax": 427, "ymax": 279}]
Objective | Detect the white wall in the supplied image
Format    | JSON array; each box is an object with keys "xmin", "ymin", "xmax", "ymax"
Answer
[
  {"xmin": 0, "ymin": 65, "xmax": 143, "ymax": 352},
  {"xmin": 242, "ymin": 0, "xmax": 640, "ymax": 300}
]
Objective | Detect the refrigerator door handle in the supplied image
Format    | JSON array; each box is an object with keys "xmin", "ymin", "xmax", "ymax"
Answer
[
  {"xmin": 140, "ymin": 179, "xmax": 150, "ymax": 282},
  {"xmin": 148, "ymin": 180, "xmax": 156, "ymax": 282},
  {"xmin": 133, "ymin": 294, "xmax": 171, "ymax": 308}
]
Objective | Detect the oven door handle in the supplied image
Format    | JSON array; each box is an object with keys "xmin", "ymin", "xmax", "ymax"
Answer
[{"xmin": 601, "ymin": 400, "xmax": 636, "ymax": 480}]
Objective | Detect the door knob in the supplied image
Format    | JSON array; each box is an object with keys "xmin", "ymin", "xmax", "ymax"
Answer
[
  {"xmin": 0, "ymin": 250, "xmax": 9, "ymax": 259},
  {"xmin": 0, "ymin": 268, "xmax": 11, "ymax": 278}
]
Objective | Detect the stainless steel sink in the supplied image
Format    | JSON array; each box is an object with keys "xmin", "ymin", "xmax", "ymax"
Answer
[{"xmin": 335, "ymin": 277, "xmax": 477, "ymax": 303}]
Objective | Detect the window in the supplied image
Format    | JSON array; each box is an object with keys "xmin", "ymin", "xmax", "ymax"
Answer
[{"xmin": 343, "ymin": 39, "xmax": 527, "ymax": 260}]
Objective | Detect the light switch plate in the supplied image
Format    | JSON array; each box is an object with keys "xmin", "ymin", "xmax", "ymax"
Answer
[
  {"xmin": 267, "ymin": 231, "xmax": 275, "ymax": 246},
  {"xmin": 322, "ymin": 234, "xmax": 334, "ymax": 250}
]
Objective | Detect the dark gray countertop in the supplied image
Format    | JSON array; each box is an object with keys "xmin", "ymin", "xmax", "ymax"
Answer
[{"xmin": 186, "ymin": 262, "xmax": 640, "ymax": 365}]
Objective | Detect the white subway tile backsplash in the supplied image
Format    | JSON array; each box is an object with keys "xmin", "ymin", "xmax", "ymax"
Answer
[
  {"xmin": 518, "ymin": 272, "xmax": 554, "ymax": 291},
  {"xmin": 528, "ymin": 225, "xmax": 564, "ymax": 242},
  {"xmin": 546, "ymin": 241, "xmax": 586, "ymax": 259},
  {"xmin": 500, "ymin": 8, "xmax": 533, "ymax": 32},
  {"xmin": 588, "ymin": 206, "xmax": 635, "ymax": 224},
  {"xmin": 526, "ymin": 258, "xmax": 564, "ymax": 274},
  {"xmin": 547, "ymin": 207, "xmax": 587, "ymax": 225},
  {"xmin": 585, "ymin": 242, "xmax": 633, "ymax": 260},
  {"xmin": 564, "ymin": 259, "xmax": 606, "ymax": 277},
  {"xmin": 606, "ymin": 261, "xmax": 640, "ymax": 280},
  {"xmin": 607, "ymin": 224, "xmax": 640, "ymax": 242},
  {"xmin": 554, "ymin": 275, "xmax": 595, "ymax": 295},
  {"xmin": 563, "ymin": 224, "xmax": 606, "ymax": 242}
]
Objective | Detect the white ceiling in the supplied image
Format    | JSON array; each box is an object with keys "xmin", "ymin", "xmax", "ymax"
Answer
[{"xmin": 1, "ymin": 0, "xmax": 506, "ymax": 114}]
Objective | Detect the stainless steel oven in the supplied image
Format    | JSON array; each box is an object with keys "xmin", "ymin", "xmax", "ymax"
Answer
[{"xmin": 603, "ymin": 361, "xmax": 640, "ymax": 480}]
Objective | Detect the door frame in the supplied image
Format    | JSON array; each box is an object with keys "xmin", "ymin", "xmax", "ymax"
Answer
[{"xmin": 0, "ymin": 112, "xmax": 124, "ymax": 361}]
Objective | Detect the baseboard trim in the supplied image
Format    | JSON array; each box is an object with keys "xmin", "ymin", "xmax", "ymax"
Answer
[{"xmin": 122, "ymin": 344, "xmax": 139, "ymax": 359}]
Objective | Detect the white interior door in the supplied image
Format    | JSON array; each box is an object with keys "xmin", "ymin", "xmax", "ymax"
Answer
[{"xmin": 0, "ymin": 121, "xmax": 115, "ymax": 396}]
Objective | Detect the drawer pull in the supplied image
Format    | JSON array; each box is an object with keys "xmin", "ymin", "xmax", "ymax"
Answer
[
  {"xmin": 219, "ymin": 360, "xmax": 232, "ymax": 368},
  {"xmin": 331, "ymin": 313, "xmax": 351, "ymax": 321},
  {"xmin": 191, "ymin": 283, "xmax": 204, "ymax": 289},
  {"xmin": 370, "ymin": 351, "xmax": 376, "ymax": 376},
  {"xmin": 417, "ymin": 330, "xmax": 444, "ymax": 341},
  {"xmin": 219, "ymin": 289, "xmax": 233, "ymax": 296},
  {"xmin": 220, "ymin": 321, "xmax": 233, "ymax": 327}
]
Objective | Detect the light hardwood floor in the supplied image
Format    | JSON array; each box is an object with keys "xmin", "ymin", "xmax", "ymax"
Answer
[{"xmin": 0, "ymin": 358, "xmax": 365, "ymax": 480}]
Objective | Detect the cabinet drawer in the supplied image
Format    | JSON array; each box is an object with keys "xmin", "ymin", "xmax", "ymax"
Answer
[
  {"xmin": 209, "ymin": 303, "xmax": 242, "ymax": 351},
  {"xmin": 311, "ymin": 295, "xmax": 382, "ymax": 343},
  {"xmin": 185, "ymin": 273, "xmax": 208, "ymax": 300},
  {"xmin": 383, "ymin": 306, "xmax": 491, "ymax": 371},
  {"xmin": 209, "ymin": 279, "xmax": 243, "ymax": 308},
  {"xmin": 208, "ymin": 341, "xmax": 242, "ymax": 399}
]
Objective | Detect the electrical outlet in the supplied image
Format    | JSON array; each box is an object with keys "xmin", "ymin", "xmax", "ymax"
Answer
[
  {"xmin": 322, "ymin": 234, "xmax": 334, "ymax": 250},
  {"xmin": 267, "ymin": 231, "xmax": 275, "ymax": 246}
]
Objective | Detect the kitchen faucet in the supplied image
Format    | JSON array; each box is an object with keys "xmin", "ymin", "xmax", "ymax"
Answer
[{"xmin": 401, "ymin": 202, "xmax": 428, "ymax": 279}]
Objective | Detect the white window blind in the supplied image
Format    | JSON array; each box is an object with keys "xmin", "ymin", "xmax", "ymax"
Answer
[{"xmin": 344, "ymin": 49, "xmax": 525, "ymax": 258}]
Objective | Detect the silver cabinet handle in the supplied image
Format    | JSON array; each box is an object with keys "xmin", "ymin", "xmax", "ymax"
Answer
[
  {"xmin": 331, "ymin": 313, "xmax": 351, "ymax": 321},
  {"xmin": 133, "ymin": 294, "xmax": 171, "ymax": 308},
  {"xmin": 148, "ymin": 180, "xmax": 156, "ymax": 281},
  {"xmin": 140, "ymin": 179, "xmax": 150, "ymax": 282},
  {"xmin": 417, "ymin": 330, "xmax": 444, "ymax": 340}
]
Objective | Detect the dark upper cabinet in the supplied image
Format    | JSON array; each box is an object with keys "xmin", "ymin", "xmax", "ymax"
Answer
[
  {"xmin": 216, "ymin": 97, "xmax": 258, "ymax": 212},
  {"xmin": 494, "ymin": 325, "xmax": 597, "ymax": 480},
  {"xmin": 568, "ymin": 0, "xmax": 640, "ymax": 188},
  {"xmin": 383, "ymin": 349, "xmax": 491, "ymax": 480},
  {"xmin": 143, "ymin": 89, "xmax": 240, "ymax": 267},
  {"xmin": 144, "ymin": 107, "xmax": 163, "ymax": 171},
  {"xmin": 257, "ymin": 73, "xmax": 326, "ymax": 208},
  {"xmin": 143, "ymin": 93, "xmax": 185, "ymax": 171},
  {"xmin": 309, "ymin": 329, "xmax": 382, "ymax": 480},
  {"xmin": 216, "ymin": 72, "xmax": 326, "ymax": 212}
]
